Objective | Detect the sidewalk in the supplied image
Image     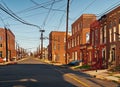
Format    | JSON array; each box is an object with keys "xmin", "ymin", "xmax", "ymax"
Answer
[
  {"xmin": 32, "ymin": 60, "xmax": 120, "ymax": 83},
  {"xmin": 81, "ymin": 69, "xmax": 120, "ymax": 83},
  {"xmin": 0, "ymin": 61, "xmax": 17, "ymax": 66},
  {"xmin": 60, "ymin": 64, "xmax": 120, "ymax": 83}
]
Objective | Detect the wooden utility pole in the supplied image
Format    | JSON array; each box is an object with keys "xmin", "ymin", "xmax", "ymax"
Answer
[
  {"xmin": 5, "ymin": 27, "xmax": 8, "ymax": 62},
  {"xmin": 16, "ymin": 42, "xmax": 18, "ymax": 60},
  {"xmin": 40, "ymin": 30, "xmax": 45, "ymax": 59},
  {"xmin": 65, "ymin": 0, "xmax": 70, "ymax": 64}
]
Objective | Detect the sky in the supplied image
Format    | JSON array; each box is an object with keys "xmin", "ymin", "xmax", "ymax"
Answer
[{"xmin": 0, "ymin": 0, "xmax": 120, "ymax": 52}]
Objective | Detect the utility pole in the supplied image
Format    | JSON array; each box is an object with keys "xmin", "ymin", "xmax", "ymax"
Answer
[
  {"xmin": 16, "ymin": 42, "xmax": 18, "ymax": 60},
  {"xmin": 5, "ymin": 27, "xmax": 8, "ymax": 62},
  {"xmin": 65, "ymin": 0, "xmax": 70, "ymax": 64},
  {"xmin": 40, "ymin": 30, "xmax": 45, "ymax": 59}
]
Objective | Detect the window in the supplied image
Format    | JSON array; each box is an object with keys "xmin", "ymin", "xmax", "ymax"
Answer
[
  {"xmin": 95, "ymin": 29, "xmax": 98, "ymax": 45},
  {"xmin": 64, "ymin": 37, "xmax": 66, "ymax": 42},
  {"xmin": 119, "ymin": 18, "xmax": 120, "ymax": 24},
  {"xmin": 80, "ymin": 35, "xmax": 82, "ymax": 44},
  {"xmin": 75, "ymin": 26, "xmax": 77, "ymax": 33},
  {"xmin": 0, "ymin": 36, "xmax": 2, "ymax": 41},
  {"xmin": 0, "ymin": 44, "xmax": 2, "ymax": 47},
  {"xmin": 68, "ymin": 42, "xmax": 70, "ymax": 49},
  {"xmin": 109, "ymin": 21, "xmax": 112, "ymax": 29},
  {"xmin": 58, "ymin": 36, "xmax": 60, "ymax": 42},
  {"xmin": 74, "ymin": 37, "xmax": 76, "ymax": 46},
  {"xmin": 75, "ymin": 51, "xmax": 77, "ymax": 60},
  {"xmin": 104, "ymin": 25, "xmax": 107, "ymax": 43},
  {"xmin": 92, "ymin": 31, "xmax": 94, "ymax": 45},
  {"xmin": 100, "ymin": 28, "xmax": 102, "ymax": 44},
  {"xmin": 78, "ymin": 24, "xmax": 79, "ymax": 31},
  {"xmin": 109, "ymin": 29, "xmax": 112, "ymax": 42},
  {"xmin": 64, "ymin": 45, "xmax": 66, "ymax": 51},
  {"xmin": 53, "ymin": 43, "xmax": 56, "ymax": 50},
  {"xmin": 0, "ymin": 51, "xmax": 2, "ymax": 57},
  {"xmin": 72, "ymin": 39, "xmax": 74, "ymax": 47},
  {"xmin": 79, "ymin": 22, "xmax": 82, "ymax": 29},
  {"xmin": 86, "ymin": 32, "xmax": 90, "ymax": 43},
  {"xmin": 77, "ymin": 35, "xmax": 79, "ymax": 45},
  {"xmin": 113, "ymin": 20, "xmax": 116, "ymax": 26},
  {"xmin": 58, "ymin": 44, "xmax": 60, "ymax": 50},
  {"xmin": 72, "ymin": 28, "xmax": 74, "ymax": 35},
  {"xmin": 118, "ymin": 19, "xmax": 120, "ymax": 34},
  {"xmin": 118, "ymin": 19, "xmax": 120, "ymax": 41},
  {"xmin": 56, "ymin": 54, "xmax": 60, "ymax": 62},
  {"xmin": 72, "ymin": 52, "xmax": 74, "ymax": 60},
  {"xmin": 113, "ymin": 27, "xmax": 116, "ymax": 42}
]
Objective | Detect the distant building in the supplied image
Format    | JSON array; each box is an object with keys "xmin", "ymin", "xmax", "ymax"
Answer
[
  {"xmin": 0, "ymin": 28, "xmax": 15, "ymax": 61},
  {"xmin": 67, "ymin": 14, "xmax": 96, "ymax": 65},
  {"xmin": 48, "ymin": 31, "xmax": 67, "ymax": 64}
]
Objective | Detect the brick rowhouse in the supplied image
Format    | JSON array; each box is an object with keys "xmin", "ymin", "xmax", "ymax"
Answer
[
  {"xmin": 107, "ymin": 6, "xmax": 120, "ymax": 67},
  {"xmin": 48, "ymin": 31, "xmax": 70, "ymax": 64},
  {"xmin": 90, "ymin": 6, "xmax": 120, "ymax": 69},
  {"xmin": 0, "ymin": 28, "xmax": 16, "ymax": 61},
  {"xmin": 67, "ymin": 14, "xmax": 96, "ymax": 65}
]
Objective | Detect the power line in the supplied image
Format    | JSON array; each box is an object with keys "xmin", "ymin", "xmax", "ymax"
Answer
[
  {"xmin": 18, "ymin": 0, "xmax": 64, "ymax": 14},
  {"xmin": 56, "ymin": 0, "xmax": 73, "ymax": 31},
  {"xmin": 42, "ymin": 0, "xmax": 55, "ymax": 28},
  {"xmin": 97, "ymin": 1, "xmax": 120, "ymax": 17},
  {"xmin": 0, "ymin": 13, "xmax": 5, "ymax": 25},
  {"xmin": 0, "ymin": 2, "xmax": 41, "ymax": 29},
  {"xmin": 74, "ymin": 0, "xmax": 97, "ymax": 20},
  {"xmin": 30, "ymin": 0, "xmax": 39, "ymax": 5}
]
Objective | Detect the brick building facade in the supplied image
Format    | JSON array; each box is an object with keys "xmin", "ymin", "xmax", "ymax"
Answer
[
  {"xmin": 0, "ymin": 28, "xmax": 15, "ymax": 61},
  {"xmin": 48, "ymin": 31, "xmax": 66, "ymax": 64},
  {"xmin": 48, "ymin": 6, "xmax": 120, "ymax": 68},
  {"xmin": 107, "ymin": 6, "xmax": 120, "ymax": 67},
  {"xmin": 90, "ymin": 6, "xmax": 120, "ymax": 69},
  {"xmin": 90, "ymin": 18, "xmax": 107, "ymax": 69},
  {"xmin": 67, "ymin": 14, "xmax": 96, "ymax": 64}
]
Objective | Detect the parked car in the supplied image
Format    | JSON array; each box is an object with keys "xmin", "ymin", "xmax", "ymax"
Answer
[{"xmin": 68, "ymin": 60, "xmax": 82, "ymax": 66}]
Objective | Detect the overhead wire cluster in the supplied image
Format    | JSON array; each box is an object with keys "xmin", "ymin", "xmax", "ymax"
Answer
[
  {"xmin": 97, "ymin": 0, "xmax": 120, "ymax": 17},
  {"xmin": 20, "ymin": 0, "xmax": 65, "ymax": 14},
  {"xmin": 0, "ymin": 1, "xmax": 41, "ymax": 29}
]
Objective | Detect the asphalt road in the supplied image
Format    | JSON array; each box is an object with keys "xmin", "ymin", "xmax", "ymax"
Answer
[{"xmin": 0, "ymin": 57, "xmax": 120, "ymax": 87}]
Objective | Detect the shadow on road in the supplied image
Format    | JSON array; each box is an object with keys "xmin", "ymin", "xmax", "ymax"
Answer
[{"xmin": 0, "ymin": 64, "xmax": 78, "ymax": 87}]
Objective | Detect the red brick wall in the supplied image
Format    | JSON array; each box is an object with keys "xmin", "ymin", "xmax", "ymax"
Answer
[
  {"xmin": 49, "ymin": 31, "xmax": 66, "ymax": 64},
  {"xmin": 0, "ymin": 28, "xmax": 15, "ymax": 60}
]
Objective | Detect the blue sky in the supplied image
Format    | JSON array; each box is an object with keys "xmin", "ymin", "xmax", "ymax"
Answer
[{"xmin": 0, "ymin": 0, "xmax": 120, "ymax": 52}]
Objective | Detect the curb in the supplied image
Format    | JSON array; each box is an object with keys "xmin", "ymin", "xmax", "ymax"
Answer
[
  {"xmin": 0, "ymin": 61, "xmax": 17, "ymax": 66},
  {"xmin": 67, "ymin": 67, "xmax": 120, "ymax": 84}
]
